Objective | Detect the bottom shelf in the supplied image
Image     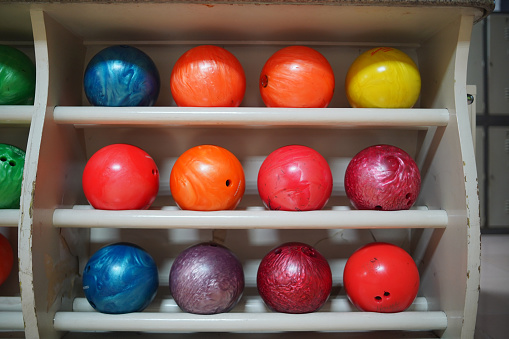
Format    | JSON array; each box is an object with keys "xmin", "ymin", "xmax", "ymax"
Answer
[
  {"xmin": 54, "ymin": 311, "xmax": 447, "ymax": 333},
  {"xmin": 0, "ymin": 297, "xmax": 24, "ymax": 331},
  {"xmin": 60, "ymin": 332, "xmax": 442, "ymax": 339},
  {"xmin": 0, "ymin": 312, "xmax": 24, "ymax": 331},
  {"xmin": 53, "ymin": 296, "xmax": 446, "ymax": 333}
]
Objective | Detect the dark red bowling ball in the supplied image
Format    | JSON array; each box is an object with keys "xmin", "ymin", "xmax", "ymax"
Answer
[
  {"xmin": 257, "ymin": 242, "xmax": 332, "ymax": 313},
  {"xmin": 0, "ymin": 233, "xmax": 13, "ymax": 287}
]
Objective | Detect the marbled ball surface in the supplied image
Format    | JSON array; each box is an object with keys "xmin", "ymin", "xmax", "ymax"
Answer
[
  {"xmin": 0, "ymin": 144, "xmax": 25, "ymax": 209},
  {"xmin": 0, "ymin": 45, "xmax": 36, "ymax": 105},
  {"xmin": 84, "ymin": 45, "xmax": 160, "ymax": 106},
  {"xmin": 82, "ymin": 242, "xmax": 159, "ymax": 314},
  {"xmin": 169, "ymin": 242, "xmax": 244, "ymax": 314}
]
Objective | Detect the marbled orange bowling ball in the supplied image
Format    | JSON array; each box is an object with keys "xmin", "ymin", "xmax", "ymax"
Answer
[{"xmin": 170, "ymin": 145, "xmax": 245, "ymax": 211}]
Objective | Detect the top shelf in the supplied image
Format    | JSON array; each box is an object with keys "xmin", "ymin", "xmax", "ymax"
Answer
[{"xmin": 53, "ymin": 107, "xmax": 450, "ymax": 128}]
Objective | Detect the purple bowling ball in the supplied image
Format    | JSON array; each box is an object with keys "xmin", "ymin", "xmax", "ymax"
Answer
[{"xmin": 169, "ymin": 242, "xmax": 244, "ymax": 314}]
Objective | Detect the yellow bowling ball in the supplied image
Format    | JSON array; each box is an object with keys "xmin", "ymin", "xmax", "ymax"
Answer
[{"xmin": 345, "ymin": 47, "xmax": 421, "ymax": 108}]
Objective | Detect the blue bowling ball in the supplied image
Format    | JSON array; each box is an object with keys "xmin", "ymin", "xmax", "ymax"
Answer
[
  {"xmin": 84, "ymin": 45, "xmax": 160, "ymax": 106},
  {"xmin": 82, "ymin": 242, "xmax": 159, "ymax": 314}
]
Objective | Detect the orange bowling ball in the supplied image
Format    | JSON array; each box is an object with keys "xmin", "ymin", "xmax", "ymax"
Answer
[
  {"xmin": 259, "ymin": 46, "xmax": 335, "ymax": 108},
  {"xmin": 345, "ymin": 47, "xmax": 421, "ymax": 108},
  {"xmin": 170, "ymin": 45, "xmax": 246, "ymax": 107},
  {"xmin": 170, "ymin": 145, "xmax": 245, "ymax": 211}
]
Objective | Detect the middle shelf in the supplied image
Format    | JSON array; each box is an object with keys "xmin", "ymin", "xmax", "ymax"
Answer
[
  {"xmin": 53, "ymin": 206, "xmax": 448, "ymax": 229},
  {"xmin": 0, "ymin": 210, "xmax": 20, "ymax": 227}
]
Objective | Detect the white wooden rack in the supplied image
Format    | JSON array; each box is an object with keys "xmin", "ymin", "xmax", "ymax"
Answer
[{"xmin": 0, "ymin": 1, "xmax": 493, "ymax": 338}]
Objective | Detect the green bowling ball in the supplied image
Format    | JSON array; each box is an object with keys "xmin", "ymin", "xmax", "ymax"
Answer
[
  {"xmin": 0, "ymin": 144, "xmax": 25, "ymax": 209},
  {"xmin": 0, "ymin": 45, "xmax": 36, "ymax": 105}
]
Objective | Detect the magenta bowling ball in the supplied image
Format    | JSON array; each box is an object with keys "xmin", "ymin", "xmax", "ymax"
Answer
[
  {"xmin": 344, "ymin": 144, "xmax": 421, "ymax": 210},
  {"xmin": 257, "ymin": 145, "xmax": 333, "ymax": 211}
]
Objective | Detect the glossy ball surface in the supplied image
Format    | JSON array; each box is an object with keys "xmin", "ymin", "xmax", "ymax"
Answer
[
  {"xmin": 0, "ymin": 45, "xmax": 36, "ymax": 105},
  {"xmin": 343, "ymin": 242, "xmax": 419, "ymax": 312},
  {"xmin": 260, "ymin": 46, "xmax": 335, "ymax": 108},
  {"xmin": 257, "ymin": 242, "xmax": 332, "ymax": 313},
  {"xmin": 257, "ymin": 145, "xmax": 333, "ymax": 211},
  {"xmin": 82, "ymin": 242, "xmax": 159, "ymax": 314},
  {"xmin": 82, "ymin": 144, "xmax": 159, "ymax": 210},
  {"xmin": 345, "ymin": 47, "xmax": 421, "ymax": 108},
  {"xmin": 84, "ymin": 45, "xmax": 160, "ymax": 106},
  {"xmin": 170, "ymin": 145, "xmax": 245, "ymax": 211},
  {"xmin": 169, "ymin": 242, "xmax": 244, "ymax": 314},
  {"xmin": 170, "ymin": 45, "xmax": 246, "ymax": 107},
  {"xmin": 0, "ymin": 233, "xmax": 14, "ymax": 287},
  {"xmin": 0, "ymin": 144, "xmax": 25, "ymax": 209},
  {"xmin": 345, "ymin": 144, "xmax": 420, "ymax": 211}
]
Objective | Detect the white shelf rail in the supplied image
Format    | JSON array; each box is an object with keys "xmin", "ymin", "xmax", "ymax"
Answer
[
  {"xmin": 71, "ymin": 296, "xmax": 430, "ymax": 313},
  {"xmin": 0, "ymin": 297, "xmax": 22, "ymax": 311},
  {"xmin": 0, "ymin": 106, "xmax": 34, "ymax": 125},
  {"xmin": 52, "ymin": 107, "xmax": 450, "ymax": 128},
  {"xmin": 0, "ymin": 312, "xmax": 24, "ymax": 331},
  {"xmin": 0, "ymin": 209, "xmax": 20, "ymax": 227},
  {"xmin": 53, "ymin": 310, "xmax": 447, "ymax": 333},
  {"xmin": 0, "ymin": 298, "xmax": 23, "ymax": 331},
  {"xmin": 53, "ymin": 206, "xmax": 448, "ymax": 229}
]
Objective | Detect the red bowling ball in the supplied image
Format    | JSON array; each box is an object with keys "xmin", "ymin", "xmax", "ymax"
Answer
[
  {"xmin": 82, "ymin": 144, "xmax": 159, "ymax": 210},
  {"xmin": 257, "ymin": 145, "xmax": 333, "ymax": 211},
  {"xmin": 343, "ymin": 242, "xmax": 420, "ymax": 313}
]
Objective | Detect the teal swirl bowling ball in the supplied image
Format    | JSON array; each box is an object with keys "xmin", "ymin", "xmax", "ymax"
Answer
[
  {"xmin": 0, "ymin": 144, "xmax": 25, "ymax": 209},
  {"xmin": 84, "ymin": 45, "xmax": 160, "ymax": 106},
  {"xmin": 82, "ymin": 243, "xmax": 159, "ymax": 314},
  {"xmin": 0, "ymin": 45, "xmax": 36, "ymax": 105}
]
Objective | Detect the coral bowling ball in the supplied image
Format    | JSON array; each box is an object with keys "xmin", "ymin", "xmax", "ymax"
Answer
[
  {"xmin": 0, "ymin": 45, "xmax": 36, "ymax": 105},
  {"xmin": 343, "ymin": 242, "xmax": 420, "ymax": 313},
  {"xmin": 257, "ymin": 145, "xmax": 333, "ymax": 211},
  {"xmin": 82, "ymin": 144, "xmax": 159, "ymax": 210},
  {"xmin": 257, "ymin": 242, "xmax": 332, "ymax": 313},
  {"xmin": 84, "ymin": 45, "xmax": 160, "ymax": 106},
  {"xmin": 170, "ymin": 145, "xmax": 245, "ymax": 211},
  {"xmin": 82, "ymin": 243, "xmax": 159, "ymax": 314},
  {"xmin": 345, "ymin": 47, "xmax": 421, "ymax": 108},
  {"xmin": 169, "ymin": 242, "xmax": 244, "ymax": 314},
  {"xmin": 344, "ymin": 144, "xmax": 421, "ymax": 211},
  {"xmin": 0, "ymin": 233, "xmax": 14, "ymax": 287},
  {"xmin": 0, "ymin": 144, "xmax": 25, "ymax": 209}
]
